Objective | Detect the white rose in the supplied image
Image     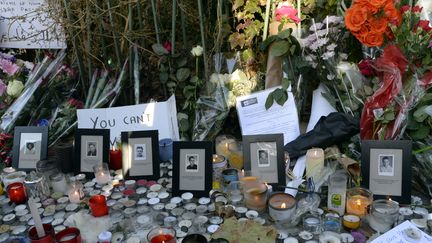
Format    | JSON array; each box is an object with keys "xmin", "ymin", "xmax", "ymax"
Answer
[
  {"xmin": 6, "ymin": 80, "xmax": 24, "ymax": 97},
  {"xmin": 191, "ymin": 45, "xmax": 203, "ymax": 57}
]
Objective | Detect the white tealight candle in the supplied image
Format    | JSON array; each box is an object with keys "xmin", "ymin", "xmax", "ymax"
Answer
[{"xmin": 95, "ymin": 171, "xmax": 111, "ymax": 185}]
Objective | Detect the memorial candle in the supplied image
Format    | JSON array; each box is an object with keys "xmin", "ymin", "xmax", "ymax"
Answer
[
  {"xmin": 147, "ymin": 227, "xmax": 176, "ymax": 243},
  {"xmin": 305, "ymin": 148, "xmax": 324, "ymax": 181},
  {"xmin": 346, "ymin": 187, "xmax": 373, "ymax": 217},
  {"xmin": 93, "ymin": 163, "xmax": 111, "ymax": 185},
  {"xmin": 7, "ymin": 182, "xmax": 27, "ymax": 204},
  {"xmin": 109, "ymin": 147, "xmax": 122, "ymax": 170}
]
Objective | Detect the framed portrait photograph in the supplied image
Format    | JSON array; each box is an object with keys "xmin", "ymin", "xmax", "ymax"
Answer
[
  {"xmin": 74, "ymin": 129, "xmax": 110, "ymax": 176},
  {"xmin": 361, "ymin": 140, "xmax": 412, "ymax": 204},
  {"xmin": 243, "ymin": 134, "xmax": 285, "ymax": 188},
  {"xmin": 172, "ymin": 141, "xmax": 213, "ymax": 197},
  {"xmin": 12, "ymin": 126, "xmax": 48, "ymax": 171},
  {"xmin": 121, "ymin": 130, "xmax": 159, "ymax": 180}
]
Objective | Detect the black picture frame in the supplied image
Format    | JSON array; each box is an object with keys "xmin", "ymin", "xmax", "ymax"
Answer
[
  {"xmin": 361, "ymin": 140, "xmax": 412, "ymax": 204},
  {"xmin": 172, "ymin": 141, "xmax": 213, "ymax": 197},
  {"xmin": 12, "ymin": 126, "xmax": 48, "ymax": 171},
  {"xmin": 243, "ymin": 134, "xmax": 285, "ymax": 188},
  {"xmin": 74, "ymin": 129, "xmax": 110, "ymax": 177},
  {"xmin": 121, "ymin": 130, "xmax": 160, "ymax": 180}
]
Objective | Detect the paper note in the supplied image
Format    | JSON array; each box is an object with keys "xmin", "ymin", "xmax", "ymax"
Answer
[
  {"xmin": 0, "ymin": 0, "xmax": 66, "ymax": 49},
  {"xmin": 372, "ymin": 221, "xmax": 432, "ymax": 243},
  {"xmin": 236, "ymin": 86, "xmax": 301, "ymax": 145},
  {"xmin": 77, "ymin": 95, "xmax": 180, "ymax": 146}
]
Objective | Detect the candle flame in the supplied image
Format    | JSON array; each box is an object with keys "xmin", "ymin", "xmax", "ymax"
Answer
[
  {"xmin": 281, "ymin": 202, "xmax": 286, "ymax": 209},
  {"xmin": 356, "ymin": 199, "xmax": 361, "ymax": 206}
]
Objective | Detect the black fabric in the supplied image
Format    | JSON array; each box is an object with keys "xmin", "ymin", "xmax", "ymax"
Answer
[{"xmin": 284, "ymin": 112, "xmax": 359, "ymax": 159}]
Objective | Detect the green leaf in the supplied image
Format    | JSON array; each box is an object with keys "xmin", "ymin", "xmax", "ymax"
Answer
[
  {"xmin": 282, "ymin": 78, "xmax": 290, "ymax": 90},
  {"xmin": 414, "ymin": 105, "xmax": 432, "ymax": 122},
  {"xmin": 275, "ymin": 91, "xmax": 288, "ymax": 106},
  {"xmin": 166, "ymin": 81, "xmax": 177, "ymax": 88},
  {"xmin": 179, "ymin": 119, "xmax": 190, "ymax": 132},
  {"xmin": 290, "ymin": 44, "xmax": 297, "ymax": 55},
  {"xmin": 159, "ymin": 72, "xmax": 169, "ymax": 84},
  {"xmin": 265, "ymin": 93, "xmax": 274, "ymax": 110},
  {"xmin": 190, "ymin": 76, "xmax": 199, "ymax": 83},
  {"xmin": 260, "ymin": 35, "xmax": 278, "ymax": 51},
  {"xmin": 410, "ymin": 125, "xmax": 430, "ymax": 140},
  {"xmin": 270, "ymin": 40, "xmax": 289, "ymax": 57},
  {"xmin": 152, "ymin": 43, "xmax": 169, "ymax": 55},
  {"xmin": 278, "ymin": 28, "xmax": 292, "ymax": 39},
  {"xmin": 176, "ymin": 68, "xmax": 190, "ymax": 82},
  {"xmin": 273, "ymin": 88, "xmax": 284, "ymax": 101},
  {"xmin": 176, "ymin": 57, "xmax": 188, "ymax": 67}
]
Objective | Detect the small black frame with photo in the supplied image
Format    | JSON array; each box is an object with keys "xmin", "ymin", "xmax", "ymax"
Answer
[
  {"xmin": 361, "ymin": 140, "xmax": 412, "ymax": 204},
  {"xmin": 172, "ymin": 141, "xmax": 213, "ymax": 197},
  {"xmin": 12, "ymin": 126, "xmax": 48, "ymax": 171},
  {"xmin": 74, "ymin": 129, "xmax": 110, "ymax": 177},
  {"xmin": 121, "ymin": 130, "xmax": 160, "ymax": 180},
  {"xmin": 243, "ymin": 134, "xmax": 285, "ymax": 188}
]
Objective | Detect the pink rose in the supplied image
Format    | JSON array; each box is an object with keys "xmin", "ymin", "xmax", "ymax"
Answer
[
  {"xmin": 399, "ymin": 5, "xmax": 410, "ymax": 14},
  {"xmin": 275, "ymin": 6, "xmax": 301, "ymax": 24},
  {"xmin": 0, "ymin": 59, "xmax": 19, "ymax": 76},
  {"xmin": 163, "ymin": 41, "xmax": 172, "ymax": 52},
  {"xmin": 0, "ymin": 79, "xmax": 6, "ymax": 96}
]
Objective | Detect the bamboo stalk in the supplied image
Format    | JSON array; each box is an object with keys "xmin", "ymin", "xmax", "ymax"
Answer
[
  {"xmin": 106, "ymin": 0, "xmax": 122, "ymax": 65},
  {"xmin": 84, "ymin": 71, "xmax": 98, "ymax": 108},
  {"xmin": 86, "ymin": 3, "xmax": 93, "ymax": 82},
  {"xmin": 215, "ymin": 0, "xmax": 222, "ymax": 53},
  {"xmin": 263, "ymin": 0, "xmax": 272, "ymax": 40},
  {"xmin": 150, "ymin": 0, "xmax": 161, "ymax": 44},
  {"xmin": 136, "ymin": 0, "xmax": 145, "ymax": 47},
  {"xmin": 62, "ymin": 0, "xmax": 87, "ymax": 96},
  {"xmin": 197, "ymin": 0, "xmax": 209, "ymax": 79},
  {"xmin": 134, "ymin": 45, "xmax": 140, "ymax": 104},
  {"xmin": 95, "ymin": 0, "xmax": 108, "ymax": 59},
  {"xmin": 128, "ymin": 2, "xmax": 134, "ymax": 103},
  {"xmin": 180, "ymin": 3, "xmax": 187, "ymax": 48},
  {"xmin": 171, "ymin": 0, "xmax": 177, "ymax": 54}
]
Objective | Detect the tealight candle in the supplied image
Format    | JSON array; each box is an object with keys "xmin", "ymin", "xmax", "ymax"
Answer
[
  {"xmin": 342, "ymin": 214, "xmax": 360, "ymax": 230},
  {"xmin": 268, "ymin": 192, "xmax": 296, "ymax": 222},
  {"xmin": 147, "ymin": 227, "xmax": 176, "ymax": 243},
  {"xmin": 346, "ymin": 187, "xmax": 373, "ymax": 217},
  {"xmin": 93, "ymin": 163, "xmax": 111, "ymax": 185}
]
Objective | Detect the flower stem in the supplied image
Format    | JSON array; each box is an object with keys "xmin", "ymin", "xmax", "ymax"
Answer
[
  {"xmin": 197, "ymin": 0, "xmax": 208, "ymax": 79},
  {"xmin": 413, "ymin": 145, "xmax": 432, "ymax": 155},
  {"xmin": 171, "ymin": 0, "xmax": 177, "ymax": 54}
]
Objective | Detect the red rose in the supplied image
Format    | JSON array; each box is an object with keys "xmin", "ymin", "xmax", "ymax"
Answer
[
  {"xmin": 418, "ymin": 20, "xmax": 432, "ymax": 32},
  {"xmin": 412, "ymin": 5, "xmax": 423, "ymax": 13},
  {"xmin": 163, "ymin": 41, "xmax": 172, "ymax": 52},
  {"xmin": 399, "ymin": 5, "xmax": 410, "ymax": 14},
  {"xmin": 358, "ymin": 59, "xmax": 376, "ymax": 76}
]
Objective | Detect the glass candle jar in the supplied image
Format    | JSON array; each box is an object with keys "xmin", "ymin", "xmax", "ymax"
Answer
[
  {"xmin": 68, "ymin": 182, "xmax": 83, "ymax": 204},
  {"xmin": 50, "ymin": 173, "xmax": 68, "ymax": 194},
  {"xmin": 367, "ymin": 199, "xmax": 399, "ymax": 233},
  {"xmin": 215, "ymin": 135, "xmax": 236, "ymax": 159},
  {"xmin": 243, "ymin": 182, "xmax": 268, "ymax": 212},
  {"xmin": 7, "ymin": 182, "xmax": 27, "ymax": 204},
  {"xmin": 24, "ymin": 172, "xmax": 50, "ymax": 200},
  {"xmin": 212, "ymin": 155, "xmax": 228, "ymax": 186},
  {"xmin": 268, "ymin": 192, "xmax": 296, "ymax": 222},
  {"xmin": 89, "ymin": 195, "xmax": 109, "ymax": 217},
  {"xmin": 226, "ymin": 141, "xmax": 243, "ymax": 170},
  {"xmin": 303, "ymin": 212, "xmax": 322, "ymax": 234},
  {"xmin": 93, "ymin": 163, "xmax": 111, "ymax": 185},
  {"xmin": 36, "ymin": 160, "xmax": 58, "ymax": 183},
  {"xmin": 346, "ymin": 187, "xmax": 373, "ymax": 217}
]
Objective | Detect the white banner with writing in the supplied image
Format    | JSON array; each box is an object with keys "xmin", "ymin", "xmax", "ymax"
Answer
[
  {"xmin": 77, "ymin": 96, "xmax": 180, "ymax": 146},
  {"xmin": 0, "ymin": 0, "xmax": 66, "ymax": 49}
]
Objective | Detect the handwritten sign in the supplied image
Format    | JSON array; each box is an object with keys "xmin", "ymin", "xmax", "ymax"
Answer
[
  {"xmin": 0, "ymin": 0, "xmax": 66, "ymax": 49},
  {"xmin": 77, "ymin": 96, "xmax": 180, "ymax": 146},
  {"xmin": 372, "ymin": 221, "xmax": 432, "ymax": 243}
]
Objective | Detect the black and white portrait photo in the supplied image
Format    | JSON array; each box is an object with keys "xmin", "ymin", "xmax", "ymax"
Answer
[
  {"xmin": 134, "ymin": 144, "xmax": 146, "ymax": 161},
  {"xmin": 378, "ymin": 155, "xmax": 394, "ymax": 176},
  {"xmin": 24, "ymin": 142, "xmax": 36, "ymax": 155},
  {"xmin": 185, "ymin": 154, "xmax": 199, "ymax": 172},
  {"xmin": 257, "ymin": 149, "xmax": 270, "ymax": 167},
  {"xmin": 87, "ymin": 142, "xmax": 98, "ymax": 157}
]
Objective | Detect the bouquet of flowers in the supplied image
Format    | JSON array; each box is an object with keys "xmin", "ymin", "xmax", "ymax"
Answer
[
  {"xmin": 347, "ymin": 2, "xmax": 432, "ymax": 139},
  {"xmin": 0, "ymin": 52, "xmax": 34, "ymax": 117}
]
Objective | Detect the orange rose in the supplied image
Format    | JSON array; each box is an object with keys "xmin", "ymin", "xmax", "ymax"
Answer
[
  {"xmin": 345, "ymin": 5, "xmax": 368, "ymax": 32},
  {"xmin": 356, "ymin": 1, "xmax": 379, "ymax": 14},
  {"xmin": 369, "ymin": 17, "xmax": 388, "ymax": 34},
  {"xmin": 363, "ymin": 31, "xmax": 384, "ymax": 47},
  {"xmin": 384, "ymin": 2, "xmax": 402, "ymax": 26},
  {"xmin": 356, "ymin": 24, "xmax": 371, "ymax": 42},
  {"xmin": 367, "ymin": 0, "xmax": 388, "ymax": 8}
]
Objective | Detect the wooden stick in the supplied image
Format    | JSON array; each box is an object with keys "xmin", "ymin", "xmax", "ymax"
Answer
[{"xmin": 197, "ymin": 0, "xmax": 209, "ymax": 79}]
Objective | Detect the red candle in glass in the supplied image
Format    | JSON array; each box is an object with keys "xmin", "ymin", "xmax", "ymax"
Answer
[
  {"xmin": 150, "ymin": 234, "xmax": 175, "ymax": 243},
  {"xmin": 109, "ymin": 148, "xmax": 122, "ymax": 170},
  {"xmin": 55, "ymin": 227, "xmax": 82, "ymax": 243},
  {"xmin": 89, "ymin": 195, "xmax": 109, "ymax": 217},
  {"xmin": 7, "ymin": 182, "xmax": 27, "ymax": 204}
]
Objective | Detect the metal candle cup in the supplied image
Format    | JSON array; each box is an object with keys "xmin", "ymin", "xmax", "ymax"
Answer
[
  {"xmin": 89, "ymin": 195, "xmax": 109, "ymax": 217},
  {"xmin": 268, "ymin": 192, "xmax": 296, "ymax": 222}
]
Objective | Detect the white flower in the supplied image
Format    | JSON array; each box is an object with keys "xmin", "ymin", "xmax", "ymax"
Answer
[
  {"xmin": 309, "ymin": 22, "xmax": 324, "ymax": 31},
  {"xmin": 327, "ymin": 16, "xmax": 343, "ymax": 24},
  {"xmin": 304, "ymin": 55, "xmax": 314, "ymax": 62},
  {"xmin": 326, "ymin": 43, "xmax": 337, "ymax": 51},
  {"xmin": 6, "ymin": 80, "xmax": 24, "ymax": 97},
  {"xmin": 327, "ymin": 74, "xmax": 335, "ymax": 80},
  {"xmin": 229, "ymin": 69, "xmax": 248, "ymax": 85},
  {"xmin": 339, "ymin": 53, "xmax": 348, "ymax": 60},
  {"xmin": 191, "ymin": 45, "xmax": 203, "ymax": 57},
  {"xmin": 322, "ymin": 51, "xmax": 335, "ymax": 60}
]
